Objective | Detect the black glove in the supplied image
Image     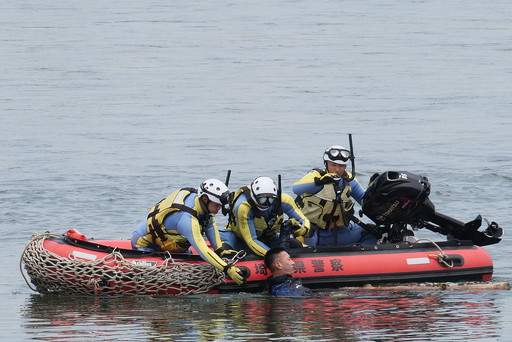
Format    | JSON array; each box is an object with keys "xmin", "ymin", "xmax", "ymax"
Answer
[
  {"xmin": 279, "ymin": 223, "xmax": 292, "ymax": 252},
  {"xmin": 215, "ymin": 243, "xmax": 238, "ymax": 258},
  {"xmin": 314, "ymin": 173, "xmax": 341, "ymax": 186}
]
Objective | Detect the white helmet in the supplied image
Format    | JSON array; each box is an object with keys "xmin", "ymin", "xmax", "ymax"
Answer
[
  {"xmin": 198, "ymin": 179, "xmax": 230, "ymax": 206},
  {"xmin": 323, "ymin": 145, "xmax": 351, "ymax": 165},
  {"xmin": 250, "ymin": 176, "xmax": 278, "ymax": 209}
]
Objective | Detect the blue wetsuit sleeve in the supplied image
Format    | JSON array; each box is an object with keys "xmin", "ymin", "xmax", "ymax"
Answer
[
  {"xmin": 281, "ymin": 193, "xmax": 309, "ymax": 226},
  {"xmin": 349, "ymin": 177, "xmax": 365, "ymax": 205},
  {"xmin": 235, "ymin": 199, "xmax": 270, "ymax": 257},
  {"xmin": 204, "ymin": 218, "xmax": 223, "ymax": 250},
  {"xmin": 174, "ymin": 213, "xmax": 228, "ymax": 271},
  {"xmin": 293, "ymin": 170, "xmax": 323, "ymax": 196}
]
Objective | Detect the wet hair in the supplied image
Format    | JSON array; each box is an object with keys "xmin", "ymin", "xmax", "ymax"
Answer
[{"xmin": 264, "ymin": 247, "xmax": 286, "ymax": 271}]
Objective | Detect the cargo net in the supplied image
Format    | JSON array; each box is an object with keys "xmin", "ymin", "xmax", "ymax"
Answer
[{"xmin": 20, "ymin": 233, "xmax": 226, "ymax": 296}]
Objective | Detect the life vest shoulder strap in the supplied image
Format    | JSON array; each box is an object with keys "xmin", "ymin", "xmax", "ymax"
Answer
[
  {"xmin": 314, "ymin": 168, "xmax": 327, "ymax": 176},
  {"xmin": 147, "ymin": 187, "xmax": 204, "ymax": 242},
  {"xmin": 241, "ymin": 186, "xmax": 262, "ymax": 218},
  {"xmin": 231, "ymin": 186, "xmax": 262, "ymax": 217},
  {"xmin": 295, "ymin": 168, "xmax": 327, "ymax": 207}
]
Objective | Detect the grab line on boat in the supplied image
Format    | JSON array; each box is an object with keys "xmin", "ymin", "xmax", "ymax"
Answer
[{"xmin": 416, "ymin": 238, "xmax": 454, "ymax": 268}]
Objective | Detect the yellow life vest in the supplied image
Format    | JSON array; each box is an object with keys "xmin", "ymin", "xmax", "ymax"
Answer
[
  {"xmin": 297, "ymin": 169, "xmax": 354, "ymax": 229},
  {"xmin": 146, "ymin": 187, "xmax": 209, "ymax": 251},
  {"xmin": 227, "ymin": 186, "xmax": 284, "ymax": 241}
]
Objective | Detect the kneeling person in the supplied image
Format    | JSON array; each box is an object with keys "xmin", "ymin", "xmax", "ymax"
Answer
[
  {"xmin": 221, "ymin": 176, "xmax": 310, "ymax": 257},
  {"xmin": 131, "ymin": 179, "xmax": 246, "ymax": 285}
]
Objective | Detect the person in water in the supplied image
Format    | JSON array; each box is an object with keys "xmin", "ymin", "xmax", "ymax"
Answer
[
  {"xmin": 264, "ymin": 247, "xmax": 311, "ymax": 296},
  {"xmin": 131, "ymin": 179, "xmax": 246, "ymax": 285},
  {"xmin": 220, "ymin": 176, "xmax": 310, "ymax": 257},
  {"xmin": 293, "ymin": 145, "xmax": 378, "ymax": 247}
]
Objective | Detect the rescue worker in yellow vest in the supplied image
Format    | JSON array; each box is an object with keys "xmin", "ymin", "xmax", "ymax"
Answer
[
  {"xmin": 220, "ymin": 176, "xmax": 310, "ymax": 257},
  {"xmin": 293, "ymin": 146, "xmax": 378, "ymax": 247},
  {"xmin": 131, "ymin": 179, "xmax": 246, "ymax": 285}
]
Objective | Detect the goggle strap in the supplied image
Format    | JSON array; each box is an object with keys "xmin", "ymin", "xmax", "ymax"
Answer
[{"xmin": 201, "ymin": 185, "xmax": 229, "ymax": 204}]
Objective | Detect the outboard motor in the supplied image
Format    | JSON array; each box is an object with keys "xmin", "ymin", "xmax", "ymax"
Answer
[
  {"xmin": 362, "ymin": 171, "xmax": 503, "ymax": 246},
  {"xmin": 363, "ymin": 171, "xmax": 430, "ymax": 225}
]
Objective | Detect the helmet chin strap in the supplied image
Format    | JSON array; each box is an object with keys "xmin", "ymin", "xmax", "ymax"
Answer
[{"xmin": 199, "ymin": 196, "xmax": 212, "ymax": 215}]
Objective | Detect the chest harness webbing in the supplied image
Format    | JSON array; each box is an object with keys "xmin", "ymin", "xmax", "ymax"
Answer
[
  {"xmin": 295, "ymin": 169, "xmax": 354, "ymax": 229},
  {"xmin": 228, "ymin": 186, "xmax": 283, "ymax": 240},
  {"xmin": 146, "ymin": 188, "xmax": 210, "ymax": 244}
]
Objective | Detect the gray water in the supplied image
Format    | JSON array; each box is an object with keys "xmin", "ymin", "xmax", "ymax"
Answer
[{"xmin": 2, "ymin": 0, "xmax": 512, "ymax": 341}]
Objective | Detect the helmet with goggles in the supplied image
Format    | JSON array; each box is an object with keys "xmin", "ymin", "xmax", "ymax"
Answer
[
  {"xmin": 250, "ymin": 176, "xmax": 278, "ymax": 209},
  {"xmin": 198, "ymin": 179, "xmax": 230, "ymax": 206},
  {"xmin": 323, "ymin": 145, "xmax": 351, "ymax": 165}
]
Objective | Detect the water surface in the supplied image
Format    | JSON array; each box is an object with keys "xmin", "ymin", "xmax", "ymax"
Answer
[{"xmin": 2, "ymin": 0, "xmax": 511, "ymax": 341}]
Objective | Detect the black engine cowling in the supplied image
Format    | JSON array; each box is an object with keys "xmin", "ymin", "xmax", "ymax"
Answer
[{"xmin": 362, "ymin": 171, "xmax": 431, "ymax": 225}]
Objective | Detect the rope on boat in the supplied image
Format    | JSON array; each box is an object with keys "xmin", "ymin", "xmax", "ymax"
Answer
[
  {"xmin": 415, "ymin": 238, "xmax": 454, "ymax": 268},
  {"xmin": 20, "ymin": 232, "xmax": 226, "ymax": 296}
]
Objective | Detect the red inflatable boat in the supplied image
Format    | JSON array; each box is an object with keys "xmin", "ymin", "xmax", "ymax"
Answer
[{"xmin": 20, "ymin": 230, "xmax": 494, "ymax": 296}]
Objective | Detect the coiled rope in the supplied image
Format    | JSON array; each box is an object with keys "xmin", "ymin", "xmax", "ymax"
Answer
[{"xmin": 415, "ymin": 238, "xmax": 454, "ymax": 268}]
